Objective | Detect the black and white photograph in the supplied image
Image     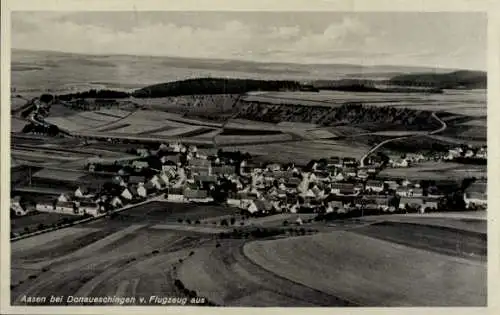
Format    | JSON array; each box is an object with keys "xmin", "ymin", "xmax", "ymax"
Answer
[{"xmin": 5, "ymin": 7, "xmax": 490, "ymax": 309}]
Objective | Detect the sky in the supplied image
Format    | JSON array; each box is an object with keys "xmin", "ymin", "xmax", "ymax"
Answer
[{"xmin": 11, "ymin": 11, "xmax": 487, "ymax": 70}]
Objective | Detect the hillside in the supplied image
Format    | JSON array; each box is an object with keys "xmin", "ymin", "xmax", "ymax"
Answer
[
  {"xmin": 235, "ymin": 102, "xmax": 442, "ymax": 132},
  {"xmin": 388, "ymin": 70, "xmax": 486, "ymax": 89}
]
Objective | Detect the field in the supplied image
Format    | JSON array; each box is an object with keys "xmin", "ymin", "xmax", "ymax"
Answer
[
  {"xmin": 243, "ymin": 226, "xmax": 486, "ymax": 306},
  {"xmin": 378, "ymin": 162, "xmax": 487, "ymax": 180},
  {"xmin": 203, "ymin": 140, "xmax": 369, "ymax": 165},
  {"xmin": 11, "ymin": 199, "xmax": 486, "ymax": 306},
  {"xmin": 11, "ymin": 212, "xmax": 78, "ymax": 235},
  {"xmin": 242, "ymin": 90, "xmax": 486, "ymax": 117}
]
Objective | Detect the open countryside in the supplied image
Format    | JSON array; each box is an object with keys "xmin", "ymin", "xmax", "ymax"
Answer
[{"xmin": 9, "ymin": 12, "xmax": 487, "ymax": 308}]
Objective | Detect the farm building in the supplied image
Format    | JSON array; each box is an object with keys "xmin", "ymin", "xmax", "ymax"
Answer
[
  {"xmin": 11, "ymin": 196, "xmax": 27, "ymax": 216},
  {"xmin": 330, "ymin": 183, "xmax": 356, "ymax": 196},
  {"xmin": 121, "ymin": 187, "xmax": 133, "ymax": 201},
  {"xmin": 194, "ymin": 174, "xmax": 217, "ymax": 184},
  {"xmin": 79, "ymin": 201, "xmax": 99, "ymax": 216},
  {"xmin": 110, "ymin": 196, "xmax": 123, "ymax": 208},
  {"xmin": 137, "ymin": 183, "xmax": 148, "ymax": 198},
  {"xmin": 396, "ymin": 187, "xmax": 424, "ymax": 197},
  {"xmin": 464, "ymin": 181, "xmax": 487, "ymax": 209},
  {"xmin": 366, "ymin": 180, "xmax": 384, "ymax": 193},
  {"xmin": 212, "ymin": 165, "xmax": 236, "ymax": 175},
  {"xmin": 399, "ymin": 197, "xmax": 425, "ymax": 211}
]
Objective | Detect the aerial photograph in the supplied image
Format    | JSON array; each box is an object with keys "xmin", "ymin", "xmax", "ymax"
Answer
[{"xmin": 9, "ymin": 11, "xmax": 486, "ymax": 307}]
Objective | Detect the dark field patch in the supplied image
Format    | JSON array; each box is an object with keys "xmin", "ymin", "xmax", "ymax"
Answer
[
  {"xmin": 11, "ymin": 212, "xmax": 78, "ymax": 235},
  {"xmin": 98, "ymin": 123, "xmax": 131, "ymax": 132},
  {"xmin": 220, "ymin": 128, "xmax": 284, "ymax": 136},
  {"xmin": 111, "ymin": 201, "xmax": 234, "ymax": 224},
  {"xmin": 13, "ymin": 229, "xmax": 118, "ymax": 261},
  {"xmin": 352, "ymin": 221, "xmax": 486, "ymax": 261}
]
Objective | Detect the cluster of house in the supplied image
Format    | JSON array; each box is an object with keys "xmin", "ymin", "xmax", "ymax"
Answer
[
  {"xmin": 444, "ymin": 146, "xmax": 487, "ymax": 161},
  {"xmin": 387, "ymin": 153, "xmax": 426, "ymax": 168}
]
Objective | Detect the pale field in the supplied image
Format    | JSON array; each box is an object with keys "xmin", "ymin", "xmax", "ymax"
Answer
[
  {"xmin": 214, "ymin": 134, "xmax": 294, "ymax": 145},
  {"xmin": 177, "ymin": 240, "xmax": 344, "ymax": 306},
  {"xmin": 379, "ymin": 162, "xmax": 487, "ymax": 180},
  {"xmin": 151, "ymin": 126, "xmax": 207, "ymax": 137},
  {"xmin": 243, "ymin": 230, "xmax": 486, "ymax": 306},
  {"xmin": 243, "ymin": 90, "xmax": 486, "ymax": 117},
  {"xmin": 212, "ymin": 140, "xmax": 368, "ymax": 165}
]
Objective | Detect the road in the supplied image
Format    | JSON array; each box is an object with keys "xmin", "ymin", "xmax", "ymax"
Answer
[{"xmin": 360, "ymin": 112, "xmax": 447, "ymax": 167}]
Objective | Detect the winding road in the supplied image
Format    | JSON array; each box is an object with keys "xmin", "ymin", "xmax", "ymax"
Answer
[{"xmin": 360, "ymin": 112, "xmax": 447, "ymax": 167}]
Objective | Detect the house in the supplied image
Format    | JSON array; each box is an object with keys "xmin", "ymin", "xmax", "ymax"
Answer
[
  {"xmin": 366, "ymin": 167, "xmax": 378, "ymax": 174},
  {"xmin": 149, "ymin": 175, "xmax": 168, "ymax": 190},
  {"xmin": 137, "ymin": 183, "xmax": 148, "ymax": 198},
  {"xmin": 194, "ymin": 174, "xmax": 217, "ymax": 184},
  {"xmin": 399, "ymin": 197, "xmax": 425, "ymax": 211},
  {"xmin": 396, "ymin": 187, "xmax": 423, "ymax": 197},
  {"xmin": 183, "ymin": 188, "xmax": 209, "ymax": 201},
  {"xmin": 464, "ymin": 181, "xmax": 487, "ymax": 209},
  {"xmin": 79, "ymin": 201, "xmax": 99, "ymax": 217},
  {"xmin": 326, "ymin": 201, "xmax": 344, "ymax": 213},
  {"xmin": 132, "ymin": 160, "xmax": 149, "ymax": 171},
  {"xmin": 330, "ymin": 183, "xmax": 356, "ymax": 196},
  {"xmin": 253, "ymin": 199, "xmax": 275, "ymax": 214},
  {"xmin": 401, "ymin": 179, "xmax": 412, "ymax": 187},
  {"xmin": 328, "ymin": 156, "xmax": 342, "ymax": 168},
  {"xmin": 128, "ymin": 175, "xmax": 146, "ymax": 185},
  {"xmin": 74, "ymin": 186, "xmax": 93, "ymax": 199},
  {"xmin": 121, "ymin": 187, "xmax": 133, "ymax": 201},
  {"xmin": 212, "ymin": 165, "xmax": 236, "ymax": 175},
  {"xmin": 11, "ymin": 196, "xmax": 27, "ymax": 216},
  {"xmin": 167, "ymin": 187, "xmax": 185, "ymax": 202},
  {"xmin": 112, "ymin": 176, "xmax": 127, "ymax": 187},
  {"xmin": 35, "ymin": 200, "xmax": 55, "ymax": 212},
  {"xmin": 422, "ymin": 200, "xmax": 439, "ymax": 213},
  {"xmin": 384, "ymin": 180, "xmax": 399, "ymax": 191},
  {"xmin": 266, "ymin": 163, "xmax": 282, "ymax": 172},
  {"xmin": 354, "ymin": 183, "xmax": 364, "ymax": 194},
  {"xmin": 110, "ymin": 196, "xmax": 123, "ymax": 208},
  {"xmin": 333, "ymin": 172, "xmax": 345, "ymax": 182},
  {"xmin": 342, "ymin": 157, "xmax": 357, "ymax": 167},
  {"xmin": 54, "ymin": 201, "xmax": 78, "ymax": 215},
  {"xmin": 247, "ymin": 201, "xmax": 259, "ymax": 214},
  {"xmin": 464, "ymin": 150, "xmax": 475, "ymax": 158},
  {"xmin": 357, "ymin": 169, "xmax": 368, "ymax": 180},
  {"xmin": 57, "ymin": 193, "xmax": 71, "ymax": 203},
  {"xmin": 343, "ymin": 168, "xmax": 358, "ymax": 178},
  {"xmin": 392, "ymin": 158, "xmax": 409, "ymax": 168},
  {"xmin": 366, "ymin": 180, "xmax": 384, "ymax": 193}
]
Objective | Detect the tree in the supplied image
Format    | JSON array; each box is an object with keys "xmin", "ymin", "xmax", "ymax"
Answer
[
  {"xmin": 220, "ymin": 219, "xmax": 228, "ymax": 226},
  {"xmin": 230, "ymin": 217, "xmax": 236, "ymax": 225}
]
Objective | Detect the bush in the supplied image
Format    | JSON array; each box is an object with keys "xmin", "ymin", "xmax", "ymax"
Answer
[
  {"xmin": 230, "ymin": 217, "xmax": 236, "ymax": 225},
  {"xmin": 220, "ymin": 219, "xmax": 228, "ymax": 226},
  {"xmin": 195, "ymin": 220, "xmax": 200, "ymax": 225},
  {"xmin": 240, "ymin": 221, "xmax": 245, "ymax": 226},
  {"xmin": 283, "ymin": 220, "xmax": 289, "ymax": 226},
  {"xmin": 177, "ymin": 218, "xmax": 183, "ymax": 223},
  {"xmin": 152, "ymin": 250, "xmax": 159, "ymax": 255},
  {"xmin": 189, "ymin": 251, "xmax": 195, "ymax": 256},
  {"xmin": 215, "ymin": 243, "xmax": 221, "ymax": 248},
  {"xmin": 186, "ymin": 219, "xmax": 192, "ymax": 225}
]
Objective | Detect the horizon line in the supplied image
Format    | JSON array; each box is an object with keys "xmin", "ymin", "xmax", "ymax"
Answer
[{"xmin": 11, "ymin": 48, "xmax": 486, "ymax": 73}]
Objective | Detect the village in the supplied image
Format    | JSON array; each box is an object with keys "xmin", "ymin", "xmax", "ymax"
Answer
[{"xmin": 11, "ymin": 137, "xmax": 487, "ymax": 237}]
